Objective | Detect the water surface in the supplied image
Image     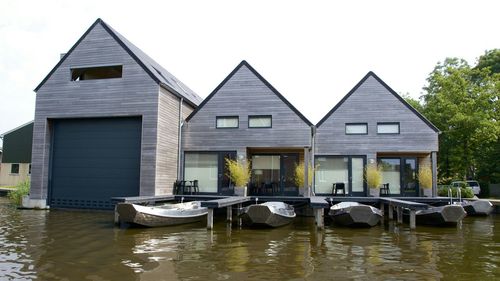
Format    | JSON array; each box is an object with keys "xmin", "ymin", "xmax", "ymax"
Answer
[{"xmin": 0, "ymin": 198, "xmax": 498, "ymax": 280}]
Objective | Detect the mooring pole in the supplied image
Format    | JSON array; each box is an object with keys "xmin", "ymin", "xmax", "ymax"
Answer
[
  {"xmin": 397, "ymin": 207, "xmax": 403, "ymax": 224},
  {"xmin": 207, "ymin": 209, "xmax": 214, "ymax": 229},
  {"xmin": 314, "ymin": 208, "xmax": 324, "ymax": 229},
  {"xmin": 227, "ymin": 206, "xmax": 232, "ymax": 222},
  {"xmin": 388, "ymin": 204, "xmax": 394, "ymax": 220},
  {"xmin": 410, "ymin": 210, "xmax": 416, "ymax": 229}
]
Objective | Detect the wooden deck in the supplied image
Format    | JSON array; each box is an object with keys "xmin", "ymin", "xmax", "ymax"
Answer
[{"xmin": 201, "ymin": 197, "xmax": 252, "ymax": 229}]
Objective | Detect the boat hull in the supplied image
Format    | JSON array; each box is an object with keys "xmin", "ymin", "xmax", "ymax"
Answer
[
  {"xmin": 416, "ymin": 205, "xmax": 466, "ymax": 226},
  {"xmin": 240, "ymin": 202, "xmax": 295, "ymax": 228},
  {"xmin": 329, "ymin": 203, "xmax": 382, "ymax": 227},
  {"xmin": 117, "ymin": 202, "xmax": 207, "ymax": 227},
  {"xmin": 461, "ymin": 200, "xmax": 493, "ymax": 216}
]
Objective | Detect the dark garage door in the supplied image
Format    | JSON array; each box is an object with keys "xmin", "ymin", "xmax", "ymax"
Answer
[{"xmin": 49, "ymin": 117, "xmax": 142, "ymax": 209}]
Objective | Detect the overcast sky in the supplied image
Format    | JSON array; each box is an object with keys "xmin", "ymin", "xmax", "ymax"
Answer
[{"xmin": 1, "ymin": 0, "xmax": 499, "ymax": 146}]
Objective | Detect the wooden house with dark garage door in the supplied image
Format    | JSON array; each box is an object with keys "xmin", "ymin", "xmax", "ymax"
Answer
[
  {"xmin": 314, "ymin": 72, "xmax": 440, "ymax": 197},
  {"xmin": 28, "ymin": 19, "xmax": 202, "ymax": 209},
  {"xmin": 182, "ymin": 61, "xmax": 313, "ymax": 197}
]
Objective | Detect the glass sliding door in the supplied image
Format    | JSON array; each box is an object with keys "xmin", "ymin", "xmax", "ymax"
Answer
[
  {"xmin": 250, "ymin": 154, "xmax": 299, "ymax": 196},
  {"xmin": 184, "ymin": 151, "xmax": 236, "ymax": 194},
  {"xmin": 281, "ymin": 154, "xmax": 299, "ymax": 196},
  {"xmin": 314, "ymin": 157, "xmax": 349, "ymax": 194},
  {"xmin": 351, "ymin": 157, "xmax": 365, "ymax": 195},
  {"xmin": 403, "ymin": 158, "xmax": 418, "ymax": 197},
  {"xmin": 378, "ymin": 158, "xmax": 401, "ymax": 195},
  {"xmin": 184, "ymin": 153, "xmax": 218, "ymax": 193}
]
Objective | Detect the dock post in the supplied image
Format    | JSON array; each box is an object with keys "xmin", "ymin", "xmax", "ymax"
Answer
[
  {"xmin": 314, "ymin": 208, "xmax": 324, "ymax": 229},
  {"xmin": 388, "ymin": 204, "xmax": 393, "ymax": 220},
  {"xmin": 227, "ymin": 206, "xmax": 232, "ymax": 222},
  {"xmin": 237, "ymin": 203, "xmax": 242, "ymax": 227},
  {"xmin": 409, "ymin": 210, "xmax": 416, "ymax": 229},
  {"xmin": 397, "ymin": 207, "xmax": 403, "ymax": 224},
  {"xmin": 379, "ymin": 201, "xmax": 385, "ymax": 217},
  {"xmin": 207, "ymin": 209, "xmax": 214, "ymax": 229}
]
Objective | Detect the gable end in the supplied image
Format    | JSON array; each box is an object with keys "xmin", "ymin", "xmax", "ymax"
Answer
[{"xmin": 316, "ymin": 71, "xmax": 440, "ymax": 133}]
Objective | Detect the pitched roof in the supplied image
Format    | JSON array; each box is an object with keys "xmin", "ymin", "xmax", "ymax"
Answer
[
  {"xmin": 316, "ymin": 71, "xmax": 440, "ymax": 133},
  {"xmin": 34, "ymin": 18, "xmax": 202, "ymax": 107},
  {"xmin": 186, "ymin": 60, "xmax": 313, "ymax": 126}
]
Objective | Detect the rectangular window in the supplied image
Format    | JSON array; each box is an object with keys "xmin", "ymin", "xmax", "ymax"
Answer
[
  {"xmin": 71, "ymin": 65, "xmax": 123, "ymax": 81},
  {"xmin": 216, "ymin": 116, "xmax": 239, "ymax": 128},
  {"xmin": 11, "ymin": 164, "xmax": 19, "ymax": 174},
  {"xmin": 377, "ymin": 123, "xmax": 400, "ymax": 134},
  {"xmin": 345, "ymin": 123, "xmax": 368, "ymax": 135},
  {"xmin": 314, "ymin": 157, "xmax": 349, "ymax": 194},
  {"xmin": 248, "ymin": 115, "xmax": 272, "ymax": 128}
]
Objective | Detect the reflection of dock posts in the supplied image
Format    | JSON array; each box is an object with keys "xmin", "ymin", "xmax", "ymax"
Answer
[
  {"xmin": 397, "ymin": 207, "xmax": 403, "ymax": 224},
  {"xmin": 114, "ymin": 205, "xmax": 120, "ymax": 225},
  {"xmin": 207, "ymin": 209, "xmax": 214, "ymax": 229},
  {"xmin": 388, "ymin": 204, "xmax": 394, "ymax": 220},
  {"xmin": 227, "ymin": 206, "xmax": 232, "ymax": 222},
  {"xmin": 409, "ymin": 210, "xmax": 416, "ymax": 229},
  {"xmin": 238, "ymin": 203, "xmax": 242, "ymax": 227}
]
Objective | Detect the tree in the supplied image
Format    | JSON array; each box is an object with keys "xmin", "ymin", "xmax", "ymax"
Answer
[
  {"xmin": 422, "ymin": 57, "xmax": 499, "ymax": 181},
  {"xmin": 476, "ymin": 49, "xmax": 500, "ymax": 74}
]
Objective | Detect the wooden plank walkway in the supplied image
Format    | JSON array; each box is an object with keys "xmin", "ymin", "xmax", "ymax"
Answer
[
  {"xmin": 201, "ymin": 196, "xmax": 252, "ymax": 229},
  {"xmin": 111, "ymin": 195, "xmax": 175, "ymax": 205},
  {"xmin": 379, "ymin": 198, "xmax": 428, "ymax": 229}
]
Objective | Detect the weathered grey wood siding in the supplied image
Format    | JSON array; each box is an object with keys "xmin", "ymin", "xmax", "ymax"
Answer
[
  {"xmin": 183, "ymin": 63, "xmax": 311, "ymax": 157},
  {"xmin": 155, "ymin": 87, "xmax": 194, "ymax": 195},
  {"xmin": 315, "ymin": 74, "xmax": 439, "ymax": 159},
  {"xmin": 31, "ymin": 23, "xmax": 160, "ymax": 199}
]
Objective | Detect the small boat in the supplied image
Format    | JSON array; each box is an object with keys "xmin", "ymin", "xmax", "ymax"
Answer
[
  {"xmin": 240, "ymin": 201, "xmax": 296, "ymax": 228},
  {"xmin": 459, "ymin": 200, "xmax": 493, "ymax": 216},
  {"xmin": 328, "ymin": 202, "xmax": 382, "ymax": 227},
  {"xmin": 415, "ymin": 204, "xmax": 466, "ymax": 226},
  {"xmin": 116, "ymin": 201, "xmax": 208, "ymax": 227}
]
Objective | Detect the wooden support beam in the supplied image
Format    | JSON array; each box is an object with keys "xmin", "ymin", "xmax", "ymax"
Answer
[
  {"xmin": 227, "ymin": 206, "xmax": 232, "ymax": 222},
  {"xmin": 410, "ymin": 210, "xmax": 416, "ymax": 229},
  {"xmin": 314, "ymin": 208, "xmax": 324, "ymax": 229},
  {"xmin": 388, "ymin": 204, "xmax": 394, "ymax": 220},
  {"xmin": 207, "ymin": 209, "xmax": 214, "ymax": 229},
  {"xmin": 379, "ymin": 201, "xmax": 385, "ymax": 216}
]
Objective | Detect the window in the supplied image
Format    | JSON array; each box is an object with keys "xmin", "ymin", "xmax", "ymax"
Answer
[
  {"xmin": 71, "ymin": 65, "xmax": 123, "ymax": 81},
  {"xmin": 377, "ymin": 123, "xmax": 400, "ymax": 134},
  {"xmin": 216, "ymin": 116, "xmax": 239, "ymax": 128},
  {"xmin": 249, "ymin": 115, "xmax": 272, "ymax": 128},
  {"xmin": 11, "ymin": 164, "xmax": 19, "ymax": 174},
  {"xmin": 345, "ymin": 123, "xmax": 368, "ymax": 135}
]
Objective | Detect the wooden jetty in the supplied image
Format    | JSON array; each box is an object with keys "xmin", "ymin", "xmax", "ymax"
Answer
[{"xmin": 201, "ymin": 197, "xmax": 251, "ymax": 229}]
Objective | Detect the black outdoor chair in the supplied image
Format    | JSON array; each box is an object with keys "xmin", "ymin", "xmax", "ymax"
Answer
[
  {"xmin": 332, "ymin": 182, "xmax": 346, "ymax": 196},
  {"xmin": 380, "ymin": 183, "xmax": 390, "ymax": 196},
  {"xmin": 192, "ymin": 180, "xmax": 199, "ymax": 194}
]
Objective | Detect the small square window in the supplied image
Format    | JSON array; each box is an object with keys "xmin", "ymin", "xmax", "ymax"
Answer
[
  {"xmin": 249, "ymin": 115, "xmax": 272, "ymax": 128},
  {"xmin": 216, "ymin": 116, "xmax": 239, "ymax": 128},
  {"xmin": 345, "ymin": 123, "xmax": 368, "ymax": 135},
  {"xmin": 377, "ymin": 123, "xmax": 400, "ymax": 134},
  {"xmin": 11, "ymin": 164, "xmax": 19, "ymax": 174}
]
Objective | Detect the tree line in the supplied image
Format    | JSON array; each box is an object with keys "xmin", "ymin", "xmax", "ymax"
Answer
[{"xmin": 405, "ymin": 49, "xmax": 500, "ymax": 187}]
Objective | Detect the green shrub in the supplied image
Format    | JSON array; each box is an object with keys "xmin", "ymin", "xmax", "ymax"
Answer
[
  {"xmin": 8, "ymin": 180, "xmax": 30, "ymax": 206},
  {"xmin": 437, "ymin": 186, "xmax": 474, "ymax": 198}
]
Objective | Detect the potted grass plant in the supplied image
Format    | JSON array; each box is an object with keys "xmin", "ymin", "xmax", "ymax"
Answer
[
  {"xmin": 418, "ymin": 165, "xmax": 433, "ymax": 197},
  {"xmin": 225, "ymin": 158, "xmax": 251, "ymax": 196},
  {"xmin": 365, "ymin": 165, "xmax": 382, "ymax": 197},
  {"xmin": 294, "ymin": 162, "xmax": 314, "ymax": 196}
]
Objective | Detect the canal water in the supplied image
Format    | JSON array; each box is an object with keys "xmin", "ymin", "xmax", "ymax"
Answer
[{"xmin": 0, "ymin": 198, "xmax": 498, "ymax": 281}]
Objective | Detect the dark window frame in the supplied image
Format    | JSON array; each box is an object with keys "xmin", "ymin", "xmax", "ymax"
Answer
[
  {"xmin": 377, "ymin": 122, "xmax": 400, "ymax": 135},
  {"xmin": 345, "ymin": 123, "xmax": 368, "ymax": 135},
  {"xmin": 248, "ymin": 115, "xmax": 272, "ymax": 128},
  {"xmin": 71, "ymin": 65, "xmax": 123, "ymax": 81},
  {"xmin": 216, "ymin": 116, "xmax": 239, "ymax": 129},
  {"xmin": 10, "ymin": 163, "xmax": 20, "ymax": 174}
]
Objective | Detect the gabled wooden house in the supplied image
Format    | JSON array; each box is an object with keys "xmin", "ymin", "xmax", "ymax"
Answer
[
  {"xmin": 315, "ymin": 72, "xmax": 439, "ymax": 197},
  {"xmin": 0, "ymin": 121, "xmax": 33, "ymax": 187},
  {"xmin": 182, "ymin": 61, "xmax": 313, "ymax": 196},
  {"xmin": 28, "ymin": 19, "xmax": 202, "ymax": 209}
]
